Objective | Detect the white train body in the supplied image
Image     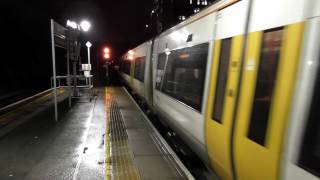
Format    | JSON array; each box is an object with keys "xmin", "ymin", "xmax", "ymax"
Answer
[{"xmin": 119, "ymin": 0, "xmax": 320, "ymax": 179}]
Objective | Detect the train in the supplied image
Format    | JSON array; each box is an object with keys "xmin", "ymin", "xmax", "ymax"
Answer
[{"xmin": 118, "ymin": 0, "xmax": 320, "ymax": 179}]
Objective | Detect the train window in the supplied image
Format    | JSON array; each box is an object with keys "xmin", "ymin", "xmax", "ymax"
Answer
[
  {"xmin": 247, "ymin": 28, "xmax": 283, "ymax": 146},
  {"xmin": 121, "ymin": 60, "xmax": 131, "ymax": 75},
  {"xmin": 155, "ymin": 53, "xmax": 167, "ymax": 90},
  {"xmin": 212, "ymin": 38, "xmax": 232, "ymax": 123},
  {"xmin": 298, "ymin": 65, "xmax": 320, "ymax": 177},
  {"xmin": 134, "ymin": 56, "xmax": 146, "ymax": 82},
  {"xmin": 160, "ymin": 43, "xmax": 209, "ymax": 112}
]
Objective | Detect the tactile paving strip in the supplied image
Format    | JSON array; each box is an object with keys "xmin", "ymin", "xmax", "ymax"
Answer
[{"xmin": 105, "ymin": 89, "xmax": 140, "ymax": 180}]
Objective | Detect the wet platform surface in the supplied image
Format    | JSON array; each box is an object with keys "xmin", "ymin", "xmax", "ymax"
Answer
[
  {"xmin": 105, "ymin": 87, "xmax": 193, "ymax": 180},
  {"xmin": 0, "ymin": 87, "xmax": 193, "ymax": 180},
  {"xmin": 0, "ymin": 88, "xmax": 105, "ymax": 180}
]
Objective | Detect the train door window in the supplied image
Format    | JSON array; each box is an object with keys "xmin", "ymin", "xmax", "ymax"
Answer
[
  {"xmin": 247, "ymin": 28, "xmax": 283, "ymax": 146},
  {"xmin": 298, "ymin": 65, "xmax": 320, "ymax": 177},
  {"xmin": 161, "ymin": 43, "xmax": 209, "ymax": 112},
  {"xmin": 212, "ymin": 38, "xmax": 232, "ymax": 123},
  {"xmin": 134, "ymin": 56, "xmax": 146, "ymax": 82},
  {"xmin": 155, "ymin": 53, "xmax": 167, "ymax": 90},
  {"xmin": 121, "ymin": 60, "xmax": 131, "ymax": 75}
]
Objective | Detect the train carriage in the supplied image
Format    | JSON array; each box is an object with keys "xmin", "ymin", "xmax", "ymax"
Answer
[{"xmin": 119, "ymin": 0, "xmax": 320, "ymax": 179}]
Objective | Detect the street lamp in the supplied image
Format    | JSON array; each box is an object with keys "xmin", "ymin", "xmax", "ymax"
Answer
[
  {"xmin": 80, "ymin": 20, "xmax": 91, "ymax": 32},
  {"xmin": 66, "ymin": 20, "xmax": 78, "ymax": 29},
  {"xmin": 85, "ymin": 41, "xmax": 92, "ymax": 64},
  {"xmin": 66, "ymin": 19, "xmax": 91, "ymax": 32}
]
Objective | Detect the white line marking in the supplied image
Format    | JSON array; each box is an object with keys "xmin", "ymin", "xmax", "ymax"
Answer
[{"xmin": 72, "ymin": 97, "xmax": 97, "ymax": 180}]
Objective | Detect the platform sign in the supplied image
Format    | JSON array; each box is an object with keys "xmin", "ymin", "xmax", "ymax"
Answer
[
  {"xmin": 51, "ymin": 19, "xmax": 69, "ymax": 121},
  {"xmin": 53, "ymin": 21, "xmax": 67, "ymax": 49}
]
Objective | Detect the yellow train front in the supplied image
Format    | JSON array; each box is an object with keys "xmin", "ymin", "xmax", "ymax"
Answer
[{"xmin": 119, "ymin": 0, "xmax": 320, "ymax": 179}]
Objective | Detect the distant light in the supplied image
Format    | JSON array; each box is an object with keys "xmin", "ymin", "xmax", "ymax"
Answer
[
  {"xmin": 178, "ymin": 16, "xmax": 186, "ymax": 21},
  {"xmin": 151, "ymin": 10, "xmax": 155, "ymax": 14},
  {"xmin": 66, "ymin": 20, "xmax": 78, "ymax": 29},
  {"xmin": 80, "ymin": 20, "xmax": 91, "ymax": 32},
  {"xmin": 86, "ymin": 41, "xmax": 92, "ymax": 48},
  {"xmin": 128, "ymin": 56, "xmax": 134, "ymax": 60},
  {"xmin": 104, "ymin": 47, "xmax": 110, "ymax": 53},
  {"xmin": 179, "ymin": 53, "xmax": 190, "ymax": 59},
  {"xmin": 146, "ymin": 24, "xmax": 149, "ymax": 28},
  {"xmin": 104, "ymin": 54, "xmax": 110, "ymax": 59}
]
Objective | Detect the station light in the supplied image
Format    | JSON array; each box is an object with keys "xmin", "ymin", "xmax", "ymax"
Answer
[
  {"xmin": 66, "ymin": 20, "xmax": 78, "ymax": 29},
  {"xmin": 86, "ymin": 41, "xmax": 92, "ymax": 48},
  {"xmin": 80, "ymin": 20, "xmax": 91, "ymax": 32},
  {"xmin": 66, "ymin": 19, "xmax": 91, "ymax": 32}
]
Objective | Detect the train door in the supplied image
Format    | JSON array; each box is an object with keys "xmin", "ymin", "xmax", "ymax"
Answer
[
  {"xmin": 205, "ymin": 1, "xmax": 248, "ymax": 180},
  {"xmin": 282, "ymin": 5, "xmax": 320, "ymax": 180},
  {"xmin": 144, "ymin": 41, "xmax": 153, "ymax": 107},
  {"xmin": 129, "ymin": 56, "xmax": 135, "ymax": 85},
  {"xmin": 233, "ymin": 22, "xmax": 304, "ymax": 180}
]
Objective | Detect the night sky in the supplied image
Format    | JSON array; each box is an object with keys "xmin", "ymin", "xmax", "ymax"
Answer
[{"xmin": 1, "ymin": 0, "xmax": 154, "ymax": 96}]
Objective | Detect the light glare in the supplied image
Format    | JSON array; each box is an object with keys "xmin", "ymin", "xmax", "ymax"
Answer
[
  {"xmin": 86, "ymin": 41, "xmax": 92, "ymax": 48},
  {"xmin": 80, "ymin": 20, "xmax": 91, "ymax": 32},
  {"xmin": 104, "ymin": 54, "xmax": 110, "ymax": 59},
  {"xmin": 66, "ymin": 20, "xmax": 78, "ymax": 29},
  {"xmin": 104, "ymin": 47, "xmax": 110, "ymax": 53}
]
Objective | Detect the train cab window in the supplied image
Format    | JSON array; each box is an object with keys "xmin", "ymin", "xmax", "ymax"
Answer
[
  {"xmin": 247, "ymin": 28, "xmax": 283, "ymax": 146},
  {"xmin": 155, "ymin": 53, "xmax": 167, "ymax": 90},
  {"xmin": 212, "ymin": 38, "xmax": 232, "ymax": 123},
  {"xmin": 298, "ymin": 65, "xmax": 320, "ymax": 177},
  {"xmin": 134, "ymin": 56, "xmax": 146, "ymax": 82},
  {"xmin": 160, "ymin": 43, "xmax": 209, "ymax": 112}
]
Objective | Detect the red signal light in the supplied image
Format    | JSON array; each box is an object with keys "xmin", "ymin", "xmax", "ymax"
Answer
[
  {"xmin": 104, "ymin": 47, "xmax": 110, "ymax": 53},
  {"xmin": 103, "ymin": 46, "xmax": 111, "ymax": 60},
  {"xmin": 104, "ymin": 54, "xmax": 110, "ymax": 59}
]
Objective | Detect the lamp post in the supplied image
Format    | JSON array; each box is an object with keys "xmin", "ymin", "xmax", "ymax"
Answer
[
  {"xmin": 86, "ymin": 41, "xmax": 92, "ymax": 64},
  {"xmin": 66, "ymin": 19, "xmax": 92, "ymax": 96}
]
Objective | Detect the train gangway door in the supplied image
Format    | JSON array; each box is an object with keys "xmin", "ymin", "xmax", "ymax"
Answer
[
  {"xmin": 206, "ymin": 35, "xmax": 244, "ymax": 180},
  {"xmin": 234, "ymin": 23, "xmax": 304, "ymax": 180}
]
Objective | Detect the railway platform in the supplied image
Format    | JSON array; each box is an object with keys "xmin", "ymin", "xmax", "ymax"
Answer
[{"xmin": 0, "ymin": 87, "xmax": 193, "ymax": 180}]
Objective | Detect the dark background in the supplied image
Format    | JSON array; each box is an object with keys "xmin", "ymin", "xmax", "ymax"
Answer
[{"xmin": 1, "ymin": 0, "xmax": 215, "ymax": 104}]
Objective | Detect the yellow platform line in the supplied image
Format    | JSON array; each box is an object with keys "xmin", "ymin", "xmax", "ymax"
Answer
[
  {"xmin": 104, "ymin": 87, "xmax": 141, "ymax": 180},
  {"xmin": 0, "ymin": 89, "xmax": 65, "ymax": 125},
  {"xmin": 105, "ymin": 87, "xmax": 112, "ymax": 180}
]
